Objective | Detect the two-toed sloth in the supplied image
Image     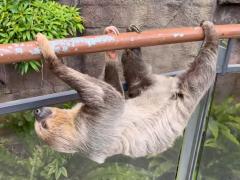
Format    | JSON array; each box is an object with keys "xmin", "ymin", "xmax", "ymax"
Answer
[{"xmin": 34, "ymin": 21, "xmax": 218, "ymax": 163}]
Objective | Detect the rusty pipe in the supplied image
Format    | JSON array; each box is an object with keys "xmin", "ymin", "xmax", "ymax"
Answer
[{"xmin": 0, "ymin": 24, "xmax": 240, "ymax": 64}]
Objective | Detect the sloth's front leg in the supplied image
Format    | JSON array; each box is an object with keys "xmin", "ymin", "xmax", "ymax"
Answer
[{"xmin": 178, "ymin": 21, "xmax": 218, "ymax": 100}]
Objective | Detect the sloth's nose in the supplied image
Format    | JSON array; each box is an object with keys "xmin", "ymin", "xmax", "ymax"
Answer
[{"xmin": 34, "ymin": 107, "xmax": 52, "ymax": 121}]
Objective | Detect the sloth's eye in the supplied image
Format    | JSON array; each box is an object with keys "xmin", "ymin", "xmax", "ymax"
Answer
[
  {"xmin": 34, "ymin": 107, "xmax": 52, "ymax": 121},
  {"xmin": 35, "ymin": 109, "xmax": 41, "ymax": 115}
]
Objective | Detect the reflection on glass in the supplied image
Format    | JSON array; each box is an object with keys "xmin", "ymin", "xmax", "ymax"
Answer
[
  {"xmin": 0, "ymin": 103, "xmax": 183, "ymax": 180},
  {"xmin": 197, "ymin": 97, "xmax": 240, "ymax": 180}
]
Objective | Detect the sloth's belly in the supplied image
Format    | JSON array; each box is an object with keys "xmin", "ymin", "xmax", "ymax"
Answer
[{"xmin": 119, "ymin": 97, "xmax": 189, "ymax": 157}]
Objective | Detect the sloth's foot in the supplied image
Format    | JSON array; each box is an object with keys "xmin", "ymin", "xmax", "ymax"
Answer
[
  {"xmin": 200, "ymin": 21, "xmax": 218, "ymax": 43},
  {"xmin": 36, "ymin": 33, "xmax": 59, "ymax": 65},
  {"xmin": 122, "ymin": 24, "xmax": 142, "ymax": 60},
  {"xmin": 104, "ymin": 26, "xmax": 119, "ymax": 60}
]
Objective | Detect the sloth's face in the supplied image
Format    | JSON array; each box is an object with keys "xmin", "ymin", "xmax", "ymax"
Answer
[{"xmin": 34, "ymin": 107, "xmax": 79, "ymax": 153}]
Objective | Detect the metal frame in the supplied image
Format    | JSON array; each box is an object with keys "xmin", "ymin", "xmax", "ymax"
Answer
[
  {"xmin": 0, "ymin": 39, "xmax": 239, "ymax": 180},
  {"xmin": 176, "ymin": 39, "xmax": 238, "ymax": 180},
  {"xmin": 176, "ymin": 88, "xmax": 214, "ymax": 180}
]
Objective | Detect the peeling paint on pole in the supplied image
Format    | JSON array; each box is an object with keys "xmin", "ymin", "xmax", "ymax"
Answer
[
  {"xmin": 173, "ymin": 33, "xmax": 185, "ymax": 38},
  {"xmin": 0, "ymin": 24, "xmax": 240, "ymax": 64},
  {"xmin": 15, "ymin": 48, "xmax": 24, "ymax": 54}
]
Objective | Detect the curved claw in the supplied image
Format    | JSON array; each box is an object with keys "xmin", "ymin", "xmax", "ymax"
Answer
[
  {"xmin": 127, "ymin": 24, "xmax": 141, "ymax": 33},
  {"xmin": 104, "ymin": 26, "xmax": 120, "ymax": 35},
  {"xmin": 104, "ymin": 26, "xmax": 120, "ymax": 60}
]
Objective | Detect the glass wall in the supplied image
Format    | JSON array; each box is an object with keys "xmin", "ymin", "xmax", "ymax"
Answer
[
  {"xmin": 196, "ymin": 74, "xmax": 240, "ymax": 180},
  {"xmin": 0, "ymin": 102, "xmax": 183, "ymax": 180}
]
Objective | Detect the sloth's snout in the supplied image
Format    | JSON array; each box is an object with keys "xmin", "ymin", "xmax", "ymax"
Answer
[{"xmin": 34, "ymin": 107, "xmax": 52, "ymax": 121}]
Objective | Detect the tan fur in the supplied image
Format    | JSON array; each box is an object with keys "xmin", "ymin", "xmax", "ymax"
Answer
[{"xmin": 35, "ymin": 108, "xmax": 81, "ymax": 152}]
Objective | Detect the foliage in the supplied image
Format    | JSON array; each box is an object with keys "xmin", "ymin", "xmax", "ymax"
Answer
[
  {"xmin": 196, "ymin": 97, "xmax": 240, "ymax": 180},
  {"xmin": 0, "ymin": 111, "xmax": 35, "ymax": 133},
  {"xmin": 220, "ymin": 39, "xmax": 228, "ymax": 48},
  {"xmin": 59, "ymin": 101, "xmax": 77, "ymax": 109},
  {"xmin": 0, "ymin": 139, "xmax": 70, "ymax": 180},
  {"xmin": 0, "ymin": 112, "xmax": 70, "ymax": 180},
  {"xmin": 0, "ymin": 0, "xmax": 84, "ymax": 75}
]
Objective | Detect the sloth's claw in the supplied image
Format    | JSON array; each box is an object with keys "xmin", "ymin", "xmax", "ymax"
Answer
[
  {"xmin": 104, "ymin": 26, "xmax": 119, "ymax": 60},
  {"xmin": 127, "ymin": 24, "xmax": 141, "ymax": 33},
  {"xmin": 104, "ymin": 26, "xmax": 120, "ymax": 35}
]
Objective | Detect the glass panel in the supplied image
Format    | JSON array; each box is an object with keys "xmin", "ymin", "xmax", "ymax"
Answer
[
  {"xmin": 0, "ymin": 102, "xmax": 183, "ymax": 180},
  {"xmin": 196, "ymin": 74, "xmax": 240, "ymax": 180}
]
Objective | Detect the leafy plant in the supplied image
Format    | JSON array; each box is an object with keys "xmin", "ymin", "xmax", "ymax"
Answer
[
  {"xmin": 0, "ymin": 0, "xmax": 84, "ymax": 75},
  {"xmin": 84, "ymin": 163, "xmax": 153, "ymax": 180},
  {"xmin": 0, "ymin": 111, "xmax": 35, "ymax": 133},
  {"xmin": 196, "ymin": 97, "xmax": 240, "ymax": 180}
]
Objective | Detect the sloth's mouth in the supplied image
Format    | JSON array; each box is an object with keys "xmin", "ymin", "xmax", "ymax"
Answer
[
  {"xmin": 36, "ymin": 119, "xmax": 48, "ymax": 130},
  {"xmin": 41, "ymin": 120, "xmax": 48, "ymax": 129}
]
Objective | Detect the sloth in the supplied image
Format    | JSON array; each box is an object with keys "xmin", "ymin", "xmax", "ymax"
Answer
[{"xmin": 34, "ymin": 21, "xmax": 218, "ymax": 163}]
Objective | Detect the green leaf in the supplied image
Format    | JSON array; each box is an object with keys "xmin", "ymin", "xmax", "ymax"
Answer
[
  {"xmin": 226, "ymin": 122, "xmax": 240, "ymax": 131},
  {"xmin": 0, "ymin": 33, "xmax": 8, "ymax": 37},
  {"xmin": 24, "ymin": 63, "xmax": 29, "ymax": 73},
  {"xmin": 208, "ymin": 119, "xmax": 219, "ymax": 139},
  {"xmin": 26, "ymin": 31, "xmax": 31, "ymax": 40},
  {"xmin": 60, "ymin": 167, "xmax": 67, "ymax": 177},
  {"xmin": 29, "ymin": 61, "xmax": 40, "ymax": 72},
  {"xmin": 55, "ymin": 170, "xmax": 61, "ymax": 180},
  {"xmin": 221, "ymin": 126, "xmax": 240, "ymax": 145},
  {"xmin": 47, "ymin": 166, "xmax": 55, "ymax": 177},
  {"xmin": 204, "ymin": 138, "xmax": 219, "ymax": 149}
]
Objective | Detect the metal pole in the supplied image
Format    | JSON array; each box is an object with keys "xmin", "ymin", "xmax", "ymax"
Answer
[{"xmin": 0, "ymin": 24, "xmax": 240, "ymax": 64}]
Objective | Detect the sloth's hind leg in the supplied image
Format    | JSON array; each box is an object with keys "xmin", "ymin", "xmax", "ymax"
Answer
[
  {"xmin": 36, "ymin": 33, "xmax": 123, "ymax": 109},
  {"xmin": 121, "ymin": 25, "xmax": 153, "ymax": 98},
  {"xmin": 103, "ymin": 26, "xmax": 124, "ymax": 96}
]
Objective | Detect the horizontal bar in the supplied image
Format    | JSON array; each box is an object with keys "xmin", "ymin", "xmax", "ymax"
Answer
[
  {"xmin": 1, "ymin": 24, "xmax": 240, "ymax": 64},
  {"xmin": 0, "ymin": 90, "xmax": 79, "ymax": 115},
  {"xmin": 227, "ymin": 64, "xmax": 240, "ymax": 73}
]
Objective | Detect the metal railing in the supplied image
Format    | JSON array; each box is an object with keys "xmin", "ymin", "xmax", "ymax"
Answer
[{"xmin": 0, "ymin": 24, "xmax": 240, "ymax": 64}]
